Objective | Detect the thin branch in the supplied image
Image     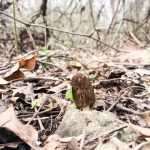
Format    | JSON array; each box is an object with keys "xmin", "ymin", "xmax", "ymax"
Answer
[
  {"xmin": 16, "ymin": 5, "xmax": 37, "ymax": 50},
  {"xmin": 27, "ymin": 96, "xmax": 49, "ymax": 125},
  {"xmin": 88, "ymin": 0, "xmax": 101, "ymax": 48},
  {"xmin": 12, "ymin": 0, "xmax": 19, "ymax": 54},
  {"xmin": 0, "ymin": 10, "xmax": 123, "ymax": 52},
  {"xmin": 107, "ymin": 0, "xmax": 122, "ymax": 34}
]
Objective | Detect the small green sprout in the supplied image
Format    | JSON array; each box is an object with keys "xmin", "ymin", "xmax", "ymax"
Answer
[
  {"xmin": 31, "ymin": 100, "xmax": 38, "ymax": 109},
  {"xmin": 88, "ymin": 74, "xmax": 96, "ymax": 81},
  {"xmin": 39, "ymin": 46, "xmax": 51, "ymax": 57},
  {"xmin": 66, "ymin": 87, "xmax": 74, "ymax": 101}
]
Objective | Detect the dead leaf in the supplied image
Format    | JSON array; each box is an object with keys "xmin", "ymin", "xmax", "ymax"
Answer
[
  {"xmin": 42, "ymin": 134, "xmax": 80, "ymax": 150},
  {"xmin": 59, "ymin": 135, "xmax": 82, "ymax": 142},
  {"xmin": 133, "ymin": 141, "xmax": 150, "ymax": 150},
  {"xmin": 49, "ymin": 95, "xmax": 69, "ymax": 111},
  {"xmin": 110, "ymin": 137, "xmax": 132, "ymax": 150},
  {"xmin": 0, "ymin": 77, "xmax": 8, "ymax": 85},
  {"xmin": 114, "ymin": 50, "xmax": 150, "ymax": 64},
  {"xmin": 139, "ymin": 112, "xmax": 150, "ymax": 126},
  {"xmin": 65, "ymin": 138, "xmax": 80, "ymax": 150},
  {"xmin": 19, "ymin": 58, "xmax": 26, "ymax": 68},
  {"xmin": 19, "ymin": 55, "xmax": 37, "ymax": 71},
  {"xmin": 0, "ymin": 107, "xmax": 39, "ymax": 148},
  {"xmin": 140, "ymin": 143, "xmax": 150, "ymax": 150},
  {"xmin": 3, "ymin": 62, "xmax": 24, "ymax": 82},
  {"xmin": 95, "ymin": 137, "xmax": 132, "ymax": 150},
  {"xmin": 3, "ymin": 56, "xmax": 36, "ymax": 82},
  {"xmin": 42, "ymin": 134, "xmax": 61, "ymax": 150},
  {"xmin": 129, "ymin": 123, "xmax": 150, "ymax": 137},
  {"xmin": 0, "ymin": 139, "xmax": 19, "ymax": 149},
  {"xmin": 134, "ymin": 69, "xmax": 150, "ymax": 76},
  {"xmin": 95, "ymin": 140, "xmax": 117, "ymax": 150},
  {"xmin": 3, "ymin": 63, "xmax": 19, "ymax": 78},
  {"xmin": 119, "ymin": 42, "xmax": 145, "ymax": 52},
  {"xmin": 4, "ymin": 70, "xmax": 25, "ymax": 81},
  {"xmin": 48, "ymin": 81, "xmax": 68, "ymax": 93},
  {"xmin": 12, "ymin": 83, "xmax": 34, "ymax": 98},
  {"xmin": 67, "ymin": 60, "xmax": 82, "ymax": 69}
]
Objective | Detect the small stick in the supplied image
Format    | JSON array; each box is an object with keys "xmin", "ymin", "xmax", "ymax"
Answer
[
  {"xmin": 27, "ymin": 96, "xmax": 49, "ymax": 125},
  {"xmin": 107, "ymin": 91, "xmax": 127, "ymax": 112},
  {"xmin": 80, "ymin": 124, "xmax": 86, "ymax": 150},
  {"xmin": 34, "ymin": 107, "xmax": 45, "ymax": 131},
  {"xmin": 37, "ymin": 60, "xmax": 64, "ymax": 71},
  {"xmin": 85, "ymin": 124, "xmax": 127, "ymax": 145}
]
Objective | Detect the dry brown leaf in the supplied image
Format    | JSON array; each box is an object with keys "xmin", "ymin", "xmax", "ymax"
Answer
[
  {"xmin": 47, "ymin": 95, "xmax": 69, "ymax": 112},
  {"xmin": 19, "ymin": 55, "xmax": 37, "ymax": 71},
  {"xmin": 110, "ymin": 137, "xmax": 132, "ymax": 150},
  {"xmin": 19, "ymin": 58, "xmax": 26, "ymax": 68},
  {"xmin": 120, "ymin": 42, "xmax": 144, "ymax": 52},
  {"xmin": 4, "ymin": 63, "xmax": 19, "ymax": 78},
  {"xmin": 140, "ymin": 143, "xmax": 150, "ymax": 150},
  {"xmin": 67, "ymin": 60, "xmax": 82, "ymax": 69},
  {"xmin": 0, "ymin": 77, "xmax": 8, "ymax": 85},
  {"xmin": 42, "ymin": 134, "xmax": 61, "ymax": 150},
  {"xmin": 12, "ymin": 83, "xmax": 33, "ymax": 98},
  {"xmin": 114, "ymin": 51, "xmax": 150, "ymax": 64},
  {"xmin": 4, "ymin": 70, "xmax": 25, "ymax": 81},
  {"xmin": 65, "ymin": 138, "xmax": 80, "ymax": 150},
  {"xmin": 3, "ymin": 56, "xmax": 36, "ymax": 82},
  {"xmin": 96, "ymin": 137, "xmax": 132, "ymax": 150},
  {"xmin": 95, "ymin": 141, "xmax": 117, "ymax": 150},
  {"xmin": 129, "ymin": 123, "xmax": 150, "ymax": 137},
  {"xmin": 3, "ymin": 62, "xmax": 25, "ymax": 81},
  {"xmin": 42, "ymin": 135, "xmax": 80, "ymax": 150},
  {"xmin": 0, "ymin": 141, "xmax": 19, "ymax": 149},
  {"xmin": 133, "ymin": 141, "xmax": 150, "ymax": 150},
  {"xmin": 48, "ymin": 81, "xmax": 68, "ymax": 93},
  {"xmin": 139, "ymin": 112, "xmax": 150, "ymax": 126},
  {"xmin": 0, "ymin": 107, "xmax": 38, "ymax": 148},
  {"xmin": 134, "ymin": 69, "xmax": 150, "ymax": 76},
  {"xmin": 59, "ymin": 135, "xmax": 82, "ymax": 143}
]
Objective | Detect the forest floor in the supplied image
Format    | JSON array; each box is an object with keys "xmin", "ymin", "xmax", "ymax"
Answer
[{"xmin": 1, "ymin": 31, "xmax": 150, "ymax": 150}]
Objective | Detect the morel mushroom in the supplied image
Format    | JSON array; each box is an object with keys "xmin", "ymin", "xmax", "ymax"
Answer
[{"xmin": 71, "ymin": 73, "xmax": 95, "ymax": 109}]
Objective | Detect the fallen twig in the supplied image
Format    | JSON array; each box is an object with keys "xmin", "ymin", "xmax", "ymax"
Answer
[{"xmin": 27, "ymin": 96, "xmax": 49, "ymax": 125}]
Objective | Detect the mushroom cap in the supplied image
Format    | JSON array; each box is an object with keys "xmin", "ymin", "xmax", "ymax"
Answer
[{"xmin": 71, "ymin": 73, "xmax": 95, "ymax": 109}]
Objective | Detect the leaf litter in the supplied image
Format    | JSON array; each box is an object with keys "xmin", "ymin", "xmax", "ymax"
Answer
[{"xmin": 0, "ymin": 44, "xmax": 150, "ymax": 149}]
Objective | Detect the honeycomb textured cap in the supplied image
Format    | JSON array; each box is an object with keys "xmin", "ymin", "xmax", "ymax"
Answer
[{"xmin": 71, "ymin": 73, "xmax": 95, "ymax": 109}]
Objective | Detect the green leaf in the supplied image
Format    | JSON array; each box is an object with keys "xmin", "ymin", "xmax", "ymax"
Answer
[
  {"xmin": 31, "ymin": 100, "xmax": 38, "ymax": 109},
  {"xmin": 39, "ymin": 46, "xmax": 51, "ymax": 57},
  {"xmin": 66, "ymin": 87, "xmax": 74, "ymax": 101},
  {"xmin": 88, "ymin": 74, "xmax": 96, "ymax": 81},
  {"xmin": 70, "ymin": 103, "xmax": 77, "ymax": 109}
]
